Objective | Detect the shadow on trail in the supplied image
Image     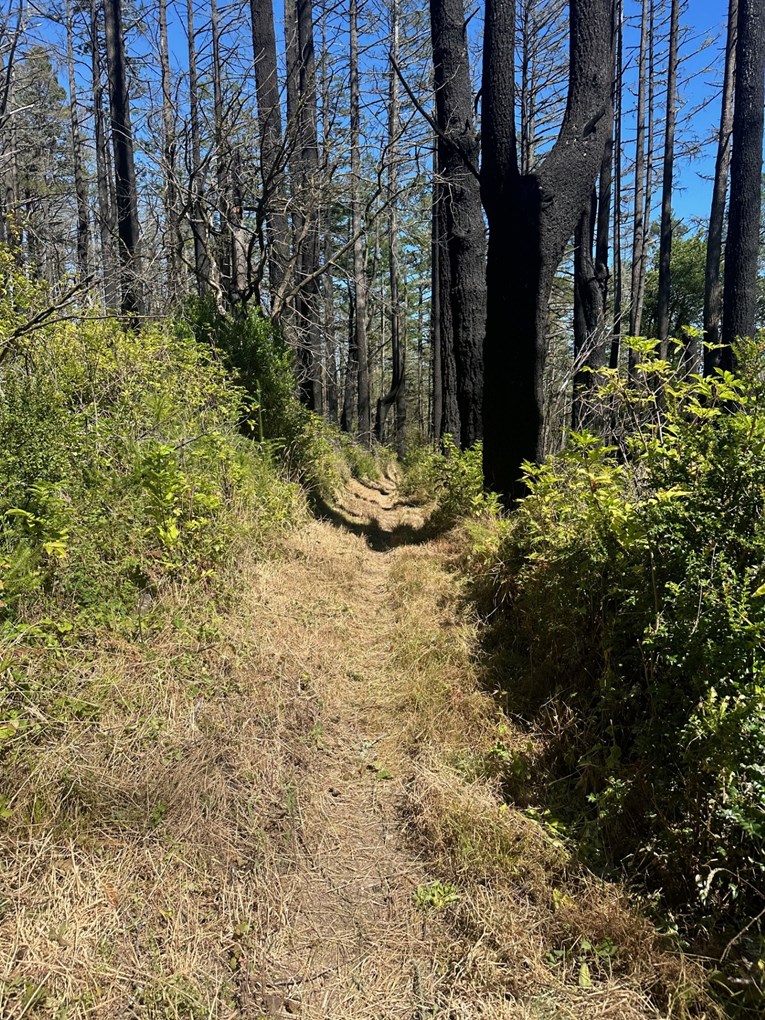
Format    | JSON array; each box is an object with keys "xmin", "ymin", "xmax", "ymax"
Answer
[{"xmin": 310, "ymin": 493, "xmax": 435, "ymax": 552}]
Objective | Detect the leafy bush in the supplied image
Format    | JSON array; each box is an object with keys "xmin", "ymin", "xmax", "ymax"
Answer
[
  {"xmin": 472, "ymin": 340, "xmax": 765, "ymax": 971},
  {"xmin": 402, "ymin": 437, "xmax": 501, "ymax": 528},
  {"xmin": 182, "ymin": 300, "xmax": 375, "ymax": 502},
  {"xmin": 0, "ymin": 312, "xmax": 301, "ymax": 627}
]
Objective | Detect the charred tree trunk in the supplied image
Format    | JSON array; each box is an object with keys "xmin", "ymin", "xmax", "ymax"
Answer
[
  {"xmin": 656, "ymin": 0, "xmax": 680, "ymax": 352},
  {"xmin": 296, "ymin": 0, "xmax": 323, "ymax": 413},
  {"xmin": 159, "ymin": 0, "xmax": 181, "ymax": 302},
  {"xmin": 91, "ymin": 0, "xmax": 118, "ymax": 309},
  {"xmin": 721, "ymin": 0, "xmax": 764, "ymax": 363},
  {"xmin": 609, "ymin": 0, "xmax": 622, "ymax": 369},
  {"xmin": 66, "ymin": 0, "xmax": 90, "ymax": 285},
  {"xmin": 629, "ymin": 0, "xmax": 649, "ymax": 338},
  {"xmin": 103, "ymin": 0, "xmax": 142, "ymax": 317},
  {"xmin": 431, "ymin": 156, "xmax": 443, "ymax": 441},
  {"xmin": 249, "ymin": 0, "xmax": 290, "ymax": 309},
  {"xmin": 481, "ymin": 0, "xmax": 614, "ymax": 501},
  {"xmin": 376, "ymin": 0, "xmax": 406, "ymax": 455},
  {"xmin": 703, "ymin": 0, "xmax": 738, "ymax": 374},
  {"xmin": 429, "ymin": 0, "xmax": 486, "ymax": 448},
  {"xmin": 186, "ymin": 0, "xmax": 209, "ymax": 295},
  {"xmin": 350, "ymin": 0, "xmax": 371, "ymax": 442}
]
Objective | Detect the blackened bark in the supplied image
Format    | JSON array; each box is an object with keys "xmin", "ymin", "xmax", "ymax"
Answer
[
  {"xmin": 376, "ymin": 0, "xmax": 406, "ymax": 455},
  {"xmin": 431, "ymin": 163, "xmax": 443, "ymax": 441},
  {"xmin": 249, "ymin": 0, "xmax": 290, "ymax": 308},
  {"xmin": 186, "ymin": 0, "xmax": 209, "ymax": 295},
  {"xmin": 350, "ymin": 0, "xmax": 371, "ymax": 443},
  {"xmin": 103, "ymin": 0, "xmax": 142, "ymax": 317},
  {"xmin": 609, "ymin": 0, "xmax": 622, "ymax": 369},
  {"xmin": 656, "ymin": 0, "xmax": 679, "ymax": 351},
  {"xmin": 704, "ymin": 0, "xmax": 738, "ymax": 374},
  {"xmin": 481, "ymin": 0, "xmax": 614, "ymax": 501},
  {"xmin": 429, "ymin": 0, "xmax": 486, "ymax": 448},
  {"xmin": 341, "ymin": 282, "xmax": 357, "ymax": 432},
  {"xmin": 721, "ymin": 0, "xmax": 764, "ymax": 361},
  {"xmin": 629, "ymin": 0, "xmax": 649, "ymax": 338},
  {"xmin": 436, "ymin": 183, "xmax": 460, "ymax": 438},
  {"xmin": 572, "ymin": 184, "xmax": 609, "ymax": 428},
  {"xmin": 159, "ymin": 0, "xmax": 181, "ymax": 302},
  {"xmin": 90, "ymin": 0, "xmax": 119, "ymax": 309},
  {"xmin": 66, "ymin": 0, "xmax": 90, "ymax": 284}
]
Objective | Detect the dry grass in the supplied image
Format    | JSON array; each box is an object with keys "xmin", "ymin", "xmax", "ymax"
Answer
[
  {"xmin": 0, "ymin": 478, "xmax": 719, "ymax": 1019},
  {"xmin": 385, "ymin": 539, "xmax": 721, "ymax": 1020}
]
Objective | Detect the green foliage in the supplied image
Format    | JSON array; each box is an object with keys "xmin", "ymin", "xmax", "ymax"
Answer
[
  {"xmin": 474, "ymin": 339, "xmax": 765, "ymax": 977},
  {"xmin": 182, "ymin": 300, "xmax": 370, "ymax": 502},
  {"xmin": 643, "ymin": 228, "xmax": 707, "ymax": 338},
  {"xmin": 402, "ymin": 438, "xmax": 501, "ymax": 528},
  {"xmin": 0, "ymin": 295, "xmax": 301, "ymax": 627},
  {"xmin": 413, "ymin": 879, "xmax": 461, "ymax": 910}
]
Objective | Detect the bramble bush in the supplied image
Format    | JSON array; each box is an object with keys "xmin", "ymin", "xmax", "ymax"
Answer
[{"xmin": 471, "ymin": 338, "xmax": 765, "ymax": 997}]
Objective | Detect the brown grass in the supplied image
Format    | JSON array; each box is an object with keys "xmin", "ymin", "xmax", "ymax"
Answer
[{"xmin": 0, "ymin": 478, "xmax": 719, "ymax": 1019}]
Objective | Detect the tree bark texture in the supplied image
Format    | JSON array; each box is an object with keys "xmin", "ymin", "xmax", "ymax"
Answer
[
  {"xmin": 721, "ymin": 0, "xmax": 765, "ymax": 361},
  {"xmin": 704, "ymin": 0, "xmax": 738, "ymax": 374},
  {"xmin": 481, "ymin": 0, "xmax": 614, "ymax": 501},
  {"xmin": 429, "ymin": 0, "xmax": 486, "ymax": 448},
  {"xmin": 103, "ymin": 0, "xmax": 142, "ymax": 316}
]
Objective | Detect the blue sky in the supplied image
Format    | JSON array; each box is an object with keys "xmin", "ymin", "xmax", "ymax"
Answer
[{"xmin": 34, "ymin": 0, "xmax": 735, "ymax": 230}]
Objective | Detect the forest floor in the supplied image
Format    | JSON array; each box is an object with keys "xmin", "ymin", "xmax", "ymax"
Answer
[{"xmin": 0, "ymin": 476, "xmax": 708, "ymax": 1019}]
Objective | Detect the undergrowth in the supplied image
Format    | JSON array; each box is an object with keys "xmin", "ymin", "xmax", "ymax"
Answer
[
  {"xmin": 454, "ymin": 338, "xmax": 765, "ymax": 1016},
  {"xmin": 387, "ymin": 541, "xmax": 714, "ymax": 1019}
]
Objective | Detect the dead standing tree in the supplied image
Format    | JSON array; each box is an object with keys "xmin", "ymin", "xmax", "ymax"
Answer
[{"xmin": 481, "ymin": 0, "xmax": 615, "ymax": 501}]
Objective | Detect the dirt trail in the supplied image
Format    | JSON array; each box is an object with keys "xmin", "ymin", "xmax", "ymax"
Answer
[
  {"xmin": 245, "ymin": 477, "xmax": 506, "ymax": 1018},
  {"xmin": 0, "ymin": 475, "xmax": 681, "ymax": 1020}
]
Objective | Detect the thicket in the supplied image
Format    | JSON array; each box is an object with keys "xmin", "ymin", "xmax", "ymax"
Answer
[
  {"xmin": 183, "ymin": 299, "xmax": 383, "ymax": 499},
  {"xmin": 0, "ymin": 254, "xmax": 370, "ymax": 780},
  {"xmin": 460, "ymin": 339, "xmax": 765, "ymax": 1009}
]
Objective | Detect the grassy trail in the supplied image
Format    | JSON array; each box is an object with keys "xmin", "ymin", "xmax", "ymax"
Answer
[{"xmin": 0, "ymin": 477, "xmax": 706, "ymax": 1019}]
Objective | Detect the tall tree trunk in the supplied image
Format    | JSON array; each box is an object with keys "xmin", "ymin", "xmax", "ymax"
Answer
[
  {"xmin": 186, "ymin": 0, "xmax": 209, "ymax": 295},
  {"xmin": 481, "ymin": 0, "xmax": 614, "ymax": 501},
  {"xmin": 103, "ymin": 0, "xmax": 142, "ymax": 317},
  {"xmin": 720, "ymin": 0, "xmax": 764, "ymax": 363},
  {"xmin": 431, "ymin": 154, "xmax": 443, "ymax": 441},
  {"xmin": 429, "ymin": 0, "xmax": 486, "ymax": 448},
  {"xmin": 572, "ymin": 183, "xmax": 609, "ymax": 427},
  {"xmin": 296, "ymin": 0, "xmax": 323, "ymax": 413},
  {"xmin": 609, "ymin": 0, "xmax": 622, "ymax": 369},
  {"xmin": 341, "ymin": 282, "xmax": 357, "ymax": 432},
  {"xmin": 656, "ymin": 0, "xmax": 680, "ymax": 352},
  {"xmin": 376, "ymin": 0, "xmax": 406, "ymax": 455},
  {"xmin": 159, "ymin": 0, "xmax": 181, "ymax": 303},
  {"xmin": 703, "ymin": 0, "xmax": 738, "ymax": 374},
  {"xmin": 249, "ymin": 0, "xmax": 290, "ymax": 310},
  {"xmin": 66, "ymin": 0, "xmax": 90, "ymax": 285},
  {"xmin": 91, "ymin": 0, "xmax": 118, "ymax": 308},
  {"xmin": 629, "ymin": 0, "xmax": 649, "ymax": 337},
  {"xmin": 320, "ymin": 17, "xmax": 338, "ymax": 423},
  {"xmin": 350, "ymin": 0, "xmax": 371, "ymax": 442},
  {"xmin": 211, "ymin": 0, "xmax": 231, "ymax": 298}
]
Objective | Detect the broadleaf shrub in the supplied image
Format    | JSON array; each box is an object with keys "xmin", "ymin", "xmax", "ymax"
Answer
[
  {"xmin": 182, "ymin": 300, "xmax": 377, "ymax": 501},
  {"xmin": 0, "ymin": 310, "xmax": 301, "ymax": 626},
  {"xmin": 402, "ymin": 437, "xmax": 501, "ymax": 528},
  {"xmin": 472, "ymin": 341, "xmax": 765, "ymax": 970}
]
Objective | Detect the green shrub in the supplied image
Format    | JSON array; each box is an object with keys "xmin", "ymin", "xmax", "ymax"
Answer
[
  {"xmin": 0, "ymin": 313, "xmax": 301, "ymax": 626},
  {"xmin": 402, "ymin": 437, "xmax": 501, "ymax": 528},
  {"xmin": 182, "ymin": 301, "xmax": 362, "ymax": 502},
  {"xmin": 473, "ymin": 340, "xmax": 765, "ymax": 958}
]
